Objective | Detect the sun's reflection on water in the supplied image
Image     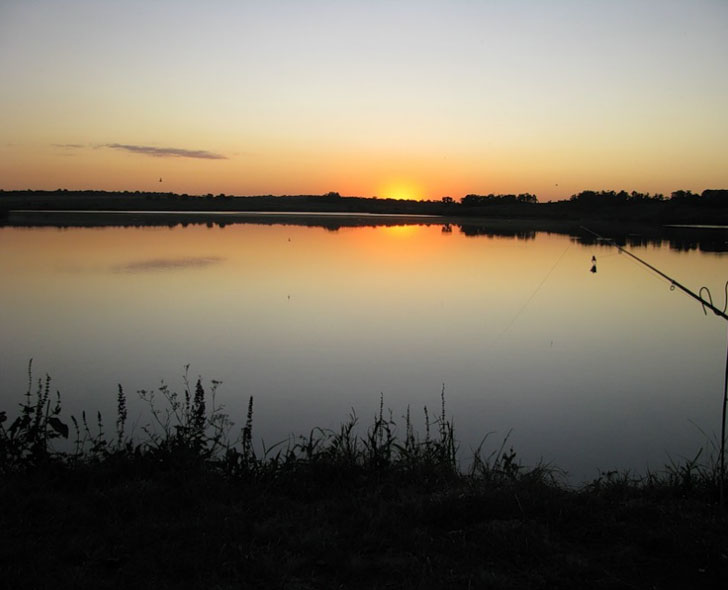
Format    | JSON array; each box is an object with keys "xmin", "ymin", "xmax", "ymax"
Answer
[{"xmin": 0, "ymin": 220, "xmax": 725, "ymax": 483}]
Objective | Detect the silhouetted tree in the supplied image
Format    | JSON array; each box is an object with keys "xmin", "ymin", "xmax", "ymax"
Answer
[
  {"xmin": 670, "ymin": 190, "xmax": 698, "ymax": 201},
  {"xmin": 702, "ymin": 189, "xmax": 728, "ymax": 204},
  {"xmin": 461, "ymin": 193, "xmax": 527, "ymax": 206}
]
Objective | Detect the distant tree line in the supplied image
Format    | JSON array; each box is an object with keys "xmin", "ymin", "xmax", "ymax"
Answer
[
  {"xmin": 568, "ymin": 189, "xmax": 728, "ymax": 204},
  {"xmin": 2, "ymin": 188, "xmax": 726, "ymax": 205},
  {"xmin": 569, "ymin": 190, "xmax": 664, "ymax": 203},
  {"xmin": 669, "ymin": 189, "xmax": 728, "ymax": 204},
  {"xmin": 460, "ymin": 193, "xmax": 539, "ymax": 206},
  {"xmin": 1, "ymin": 188, "xmax": 727, "ymax": 225}
]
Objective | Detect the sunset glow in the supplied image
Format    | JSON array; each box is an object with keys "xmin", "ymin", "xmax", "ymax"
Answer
[
  {"xmin": 379, "ymin": 180, "xmax": 424, "ymax": 201},
  {"xmin": 1, "ymin": 1, "xmax": 727, "ymax": 200}
]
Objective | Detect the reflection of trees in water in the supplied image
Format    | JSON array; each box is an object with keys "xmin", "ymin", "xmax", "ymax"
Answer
[
  {"xmin": 453, "ymin": 223, "xmax": 727, "ymax": 253},
  {"xmin": 3, "ymin": 211, "xmax": 440, "ymax": 233},
  {"xmin": 4, "ymin": 211, "xmax": 727, "ymax": 252},
  {"xmin": 457, "ymin": 224, "xmax": 536, "ymax": 240},
  {"xmin": 667, "ymin": 239, "xmax": 728, "ymax": 253},
  {"xmin": 573, "ymin": 229, "xmax": 728, "ymax": 253},
  {"xmin": 663, "ymin": 228, "xmax": 728, "ymax": 253}
]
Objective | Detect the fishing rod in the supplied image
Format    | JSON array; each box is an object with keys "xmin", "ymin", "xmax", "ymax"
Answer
[
  {"xmin": 581, "ymin": 226, "xmax": 728, "ymax": 321},
  {"xmin": 581, "ymin": 226, "xmax": 728, "ymax": 510}
]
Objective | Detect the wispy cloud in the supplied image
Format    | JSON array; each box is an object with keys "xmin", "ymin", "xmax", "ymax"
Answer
[
  {"xmin": 113, "ymin": 256, "xmax": 224, "ymax": 273},
  {"xmin": 105, "ymin": 143, "xmax": 227, "ymax": 160},
  {"xmin": 52, "ymin": 143, "xmax": 85, "ymax": 156}
]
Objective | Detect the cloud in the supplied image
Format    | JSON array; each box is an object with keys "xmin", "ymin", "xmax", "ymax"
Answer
[
  {"xmin": 105, "ymin": 143, "xmax": 227, "ymax": 160},
  {"xmin": 52, "ymin": 143, "xmax": 86, "ymax": 157},
  {"xmin": 113, "ymin": 256, "xmax": 224, "ymax": 273}
]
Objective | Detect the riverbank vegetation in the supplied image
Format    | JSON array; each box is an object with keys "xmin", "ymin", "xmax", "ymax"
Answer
[
  {"xmin": 1, "ymin": 367, "xmax": 726, "ymax": 588},
  {"xmin": 2, "ymin": 188, "xmax": 728, "ymax": 226}
]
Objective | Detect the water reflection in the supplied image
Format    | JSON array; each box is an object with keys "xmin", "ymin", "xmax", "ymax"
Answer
[
  {"xmin": 113, "ymin": 256, "xmax": 224, "ymax": 273},
  {"xmin": 456, "ymin": 224, "xmax": 536, "ymax": 240},
  {"xmin": 1, "ymin": 220, "xmax": 726, "ymax": 484},
  {"xmin": 570, "ymin": 226, "xmax": 728, "ymax": 253},
  {"xmin": 5, "ymin": 210, "xmax": 727, "ymax": 252}
]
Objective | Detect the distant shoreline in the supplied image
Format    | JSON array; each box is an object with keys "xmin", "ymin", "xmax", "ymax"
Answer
[
  {"xmin": 4, "ymin": 208, "xmax": 728, "ymax": 253},
  {"xmin": 0, "ymin": 207, "xmax": 634, "ymax": 234},
  {"xmin": 2, "ymin": 189, "xmax": 727, "ymax": 227},
  {"xmin": 2, "ymin": 191, "xmax": 728, "ymax": 253}
]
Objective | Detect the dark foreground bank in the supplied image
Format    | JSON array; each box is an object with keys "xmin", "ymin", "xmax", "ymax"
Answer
[{"xmin": 1, "ymin": 372, "xmax": 726, "ymax": 589}]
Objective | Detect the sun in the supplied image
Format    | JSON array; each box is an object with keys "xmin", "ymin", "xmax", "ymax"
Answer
[{"xmin": 378, "ymin": 180, "xmax": 423, "ymax": 201}]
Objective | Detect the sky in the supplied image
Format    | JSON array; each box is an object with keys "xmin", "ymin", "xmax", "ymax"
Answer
[{"xmin": 1, "ymin": 0, "xmax": 727, "ymax": 201}]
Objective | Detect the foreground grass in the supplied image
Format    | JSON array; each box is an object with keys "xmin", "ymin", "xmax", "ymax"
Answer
[{"xmin": 1, "ymin": 369, "xmax": 727, "ymax": 589}]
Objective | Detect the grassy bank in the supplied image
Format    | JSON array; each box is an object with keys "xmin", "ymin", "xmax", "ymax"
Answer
[{"xmin": 1, "ymin": 369, "xmax": 727, "ymax": 588}]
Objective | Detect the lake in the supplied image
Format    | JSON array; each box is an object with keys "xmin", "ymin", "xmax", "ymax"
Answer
[{"xmin": 1, "ymin": 214, "xmax": 726, "ymax": 483}]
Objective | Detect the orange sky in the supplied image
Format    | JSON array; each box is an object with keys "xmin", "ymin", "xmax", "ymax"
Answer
[{"xmin": 1, "ymin": 1, "xmax": 727, "ymax": 201}]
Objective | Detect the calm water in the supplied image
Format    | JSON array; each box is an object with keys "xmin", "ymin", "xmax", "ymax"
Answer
[{"xmin": 1, "ymin": 217, "xmax": 726, "ymax": 483}]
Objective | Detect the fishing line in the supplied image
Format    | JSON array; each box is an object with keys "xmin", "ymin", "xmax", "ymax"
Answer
[
  {"xmin": 494, "ymin": 240, "xmax": 572, "ymax": 342},
  {"xmin": 581, "ymin": 226, "xmax": 728, "ymax": 320},
  {"xmin": 581, "ymin": 225, "xmax": 728, "ymax": 510},
  {"xmin": 589, "ymin": 246, "xmax": 620, "ymax": 259}
]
